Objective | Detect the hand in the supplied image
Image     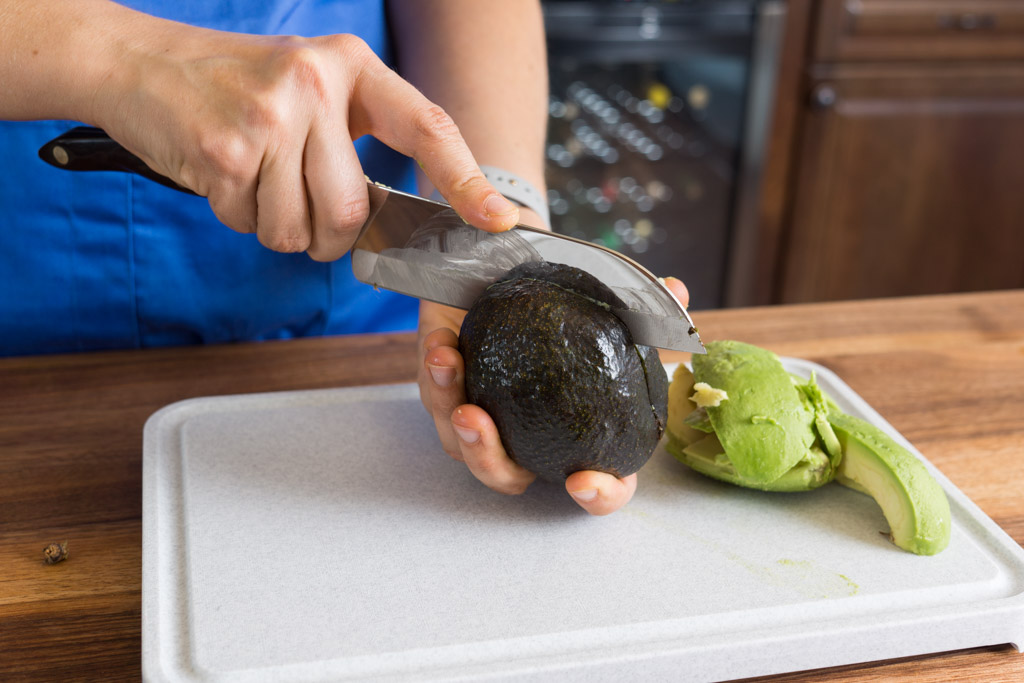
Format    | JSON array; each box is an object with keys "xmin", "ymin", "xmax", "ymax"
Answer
[
  {"xmin": 417, "ymin": 272, "xmax": 691, "ymax": 516},
  {"xmin": 88, "ymin": 18, "xmax": 521, "ymax": 260}
]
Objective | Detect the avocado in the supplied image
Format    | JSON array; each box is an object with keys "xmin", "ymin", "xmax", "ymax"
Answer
[
  {"xmin": 664, "ymin": 340, "xmax": 951, "ymax": 555},
  {"xmin": 691, "ymin": 341, "xmax": 818, "ymax": 485},
  {"xmin": 677, "ymin": 432, "xmax": 834, "ymax": 492},
  {"xmin": 829, "ymin": 412, "xmax": 951, "ymax": 555},
  {"xmin": 459, "ymin": 261, "xmax": 667, "ymax": 481},
  {"xmin": 796, "ymin": 375, "xmax": 843, "ymax": 464}
]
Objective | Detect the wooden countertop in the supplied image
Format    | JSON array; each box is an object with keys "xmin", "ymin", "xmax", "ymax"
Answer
[{"xmin": 2, "ymin": 290, "xmax": 1023, "ymax": 681}]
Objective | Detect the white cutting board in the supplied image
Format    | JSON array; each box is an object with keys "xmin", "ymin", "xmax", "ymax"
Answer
[{"xmin": 142, "ymin": 359, "xmax": 1024, "ymax": 682}]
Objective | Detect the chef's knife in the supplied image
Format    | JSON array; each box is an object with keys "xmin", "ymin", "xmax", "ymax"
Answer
[{"xmin": 39, "ymin": 127, "xmax": 704, "ymax": 352}]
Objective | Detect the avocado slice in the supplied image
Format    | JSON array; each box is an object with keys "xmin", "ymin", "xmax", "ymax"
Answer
[
  {"xmin": 459, "ymin": 261, "xmax": 667, "ymax": 481},
  {"xmin": 829, "ymin": 412, "xmax": 951, "ymax": 555},
  {"xmin": 668, "ymin": 433, "xmax": 834, "ymax": 492},
  {"xmin": 692, "ymin": 341, "xmax": 816, "ymax": 485}
]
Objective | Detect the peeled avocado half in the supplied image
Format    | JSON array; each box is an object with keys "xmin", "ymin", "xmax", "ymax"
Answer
[
  {"xmin": 666, "ymin": 340, "xmax": 951, "ymax": 555},
  {"xmin": 667, "ymin": 341, "xmax": 838, "ymax": 493},
  {"xmin": 459, "ymin": 261, "xmax": 667, "ymax": 482}
]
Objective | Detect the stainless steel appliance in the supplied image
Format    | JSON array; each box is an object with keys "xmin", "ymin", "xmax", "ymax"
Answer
[{"xmin": 543, "ymin": 0, "xmax": 786, "ymax": 309}]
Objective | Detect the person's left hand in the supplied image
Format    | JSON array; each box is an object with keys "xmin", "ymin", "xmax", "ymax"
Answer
[{"xmin": 416, "ymin": 259, "xmax": 691, "ymax": 516}]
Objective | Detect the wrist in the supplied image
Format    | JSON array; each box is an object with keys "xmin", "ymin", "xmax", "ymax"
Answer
[{"xmin": 82, "ymin": 6, "xmax": 190, "ymax": 129}]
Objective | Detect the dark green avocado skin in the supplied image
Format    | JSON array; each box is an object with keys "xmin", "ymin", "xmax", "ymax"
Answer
[{"xmin": 459, "ymin": 262, "xmax": 668, "ymax": 481}]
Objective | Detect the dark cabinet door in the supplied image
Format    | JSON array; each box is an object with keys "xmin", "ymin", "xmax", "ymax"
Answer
[
  {"xmin": 778, "ymin": 65, "xmax": 1024, "ymax": 303},
  {"xmin": 814, "ymin": 0, "xmax": 1024, "ymax": 62}
]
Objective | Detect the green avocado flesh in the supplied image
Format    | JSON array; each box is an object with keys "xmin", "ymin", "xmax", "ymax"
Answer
[
  {"xmin": 676, "ymin": 433, "xmax": 834, "ymax": 493},
  {"xmin": 665, "ymin": 340, "xmax": 951, "ymax": 555},
  {"xmin": 829, "ymin": 412, "xmax": 951, "ymax": 555},
  {"xmin": 459, "ymin": 261, "xmax": 667, "ymax": 482},
  {"xmin": 690, "ymin": 340, "xmax": 824, "ymax": 486}
]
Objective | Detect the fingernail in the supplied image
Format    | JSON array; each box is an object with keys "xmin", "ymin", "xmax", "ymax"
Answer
[
  {"xmin": 483, "ymin": 193, "xmax": 517, "ymax": 217},
  {"xmin": 570, "ymin": 488, "xmax": 599, "ymax": 503},
  {"xmin": 453, "ymin": 424, "xmax": 480, "ymax": 445},
  {"xmin": 427, "ymin": 364, "xmax": 455, "ymax": 388}
]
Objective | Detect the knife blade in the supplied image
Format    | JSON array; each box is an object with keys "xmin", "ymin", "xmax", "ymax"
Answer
[
  {"xmin": 39, "ymin": 127, "xmax": 705, "ymax": 352},
  {"xmin": 357, "ymin": 181, "xmax": 704, "ymax": 352}
]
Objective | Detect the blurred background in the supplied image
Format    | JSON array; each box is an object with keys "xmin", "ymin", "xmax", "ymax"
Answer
[{"xmin": 539, "ymin": 0, "xmax": 1024, "ymax": 310}]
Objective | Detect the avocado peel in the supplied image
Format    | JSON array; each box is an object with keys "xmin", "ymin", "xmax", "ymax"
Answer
[{"xmin": 460, "ymin": 261, "xmax": 667, "ymax": 482}]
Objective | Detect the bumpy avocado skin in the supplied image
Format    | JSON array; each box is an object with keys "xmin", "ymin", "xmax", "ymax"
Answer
[{"xmin": 459, "ymin": 262, "xmax": 667, "ymax": 481}]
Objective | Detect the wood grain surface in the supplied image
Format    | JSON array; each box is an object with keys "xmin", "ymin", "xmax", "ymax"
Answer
[{"xmin": 2, "ymin": 290, "xmax": 1023, "ymax": 681}]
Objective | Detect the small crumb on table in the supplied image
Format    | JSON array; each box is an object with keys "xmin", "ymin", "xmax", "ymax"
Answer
[{"xmin": 43, "ymin": 541, "xmax": 69, "ymax": 565}]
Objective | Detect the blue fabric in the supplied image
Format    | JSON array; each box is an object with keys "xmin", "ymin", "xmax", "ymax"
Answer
[{"xmin": 0, "ymin": 1, "xmax": 419, "ymax": 356}]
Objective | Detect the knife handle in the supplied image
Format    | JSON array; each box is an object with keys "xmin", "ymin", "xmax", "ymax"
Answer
[
  {"xmin": 38, "ymin": 126, "xmax": 198, "ymax": 195},
  {"xmin": 39, "ymin": 128, "xmax": 396, "ymax": 234}
]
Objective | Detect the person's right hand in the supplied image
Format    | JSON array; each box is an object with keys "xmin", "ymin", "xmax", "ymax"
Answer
[{"xmin": 89, "ymin": 19, "xmax": 522, "ymax": 260}]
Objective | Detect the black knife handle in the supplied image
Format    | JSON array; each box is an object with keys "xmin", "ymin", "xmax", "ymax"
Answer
[{"xmin": 38, "ymin": 126, "xmax": 198, "ymax": 195}]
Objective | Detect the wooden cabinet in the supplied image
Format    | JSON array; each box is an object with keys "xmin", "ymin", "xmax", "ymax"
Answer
[
  {"xmin": 814, "ymin": 0, "xmax": 1024, "ymax": 62},
  {"xmin": 768, "ymin": 0, "xmax": 1024, "ymax": 304}
]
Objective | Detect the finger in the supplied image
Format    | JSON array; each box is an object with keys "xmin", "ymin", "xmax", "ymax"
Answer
[
  {"xmin": 207, "ymin": 174, "xmax": 259, "ymax": 234},
  {"xmin": 423, "ymin": 340, "xmax": 467, "ymax": 461},
  {"xmin": 255, "ymin": 139, "xmax": 313, "ymax": 253},
  {"xmin": 663, "ymin": 276, "xmax": 690, "ymax": 309},
  {"xmin": 565, "ymin": 471, "xmax": 638, "ymax": 516},
  {"xmin": 450, "ymin": 404, "xmax": 535, "ymax": 495},
  {"xmin": 138, "ymin": 132, "xmax": 260, "ymax": 235},
  {"xmin": 417, "ymin": 301, "xmax": 466, "ymax": 340},
  {"xmin": 348, "ymin": 57, "xmax": 519, "ymax": 232},
  {"xmin": 303, "ymin": 114, "xmax": 369, "ymax": 262},
  {"xmin": 418, "ymin": 327, "xmax": 459, "ymax": 410}
]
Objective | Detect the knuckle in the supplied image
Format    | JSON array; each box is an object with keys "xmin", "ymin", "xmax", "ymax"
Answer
[
  {"xmin": 307, "ymin": 195, "xmax": 368, "ymax": 261},
  {"xmin": 328, "ymin": 33, "xmax": 373, "ymax": 61},
  {"xmin": 448, "ymin": 173, "xmax": 490, "ymax": 201},
  {"xmin": 411, "ymin": 104, "xmax": 461, "ymax": 146},
  {"xmin": 195, "ymin": 130, "xmax": 251, "ymax": 182},
  {"xmin": 260, "ymin": 228, "xmax": 311, "ymax": 254},
  {"xmin": 243, "ymin": 93, "xmax": 289, "ymax": 135},
  {"xmin": 248, "ymin": 44, "xmax": 331, "ymax": 132},
  {"xmin": 280, "ymin": 45, "xmax": 328, "ymax": 93},
  {"xmin": 472, "ymin": 455, "xmax": 503, "ymax": 479},
  {"xmin": 330, "ymin": 194, "xmax": 370, "ymax": 233}
]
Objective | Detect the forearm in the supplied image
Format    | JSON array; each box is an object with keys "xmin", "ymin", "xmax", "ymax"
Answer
[
  {"xmin": 387, "ymin": 0, "xmax": 549, "ymax": 216},
  {"xmin": 0, "ymin": 0, "xmax": 150, "ymax": 122}
]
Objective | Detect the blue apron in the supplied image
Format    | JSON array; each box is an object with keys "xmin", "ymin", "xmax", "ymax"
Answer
[{"xmin": 0, "ymin": 0, "xmax": 418, "ymax": 356}]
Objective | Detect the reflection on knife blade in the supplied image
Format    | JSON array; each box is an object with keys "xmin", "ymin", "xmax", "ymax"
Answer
[
  {"xmin": 351, "ymin": 188, "xmax": 705, "ymax": 353},
  {"xmin": 352, "ymin": 209, "xmax": 541, "ymax": 310}
]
